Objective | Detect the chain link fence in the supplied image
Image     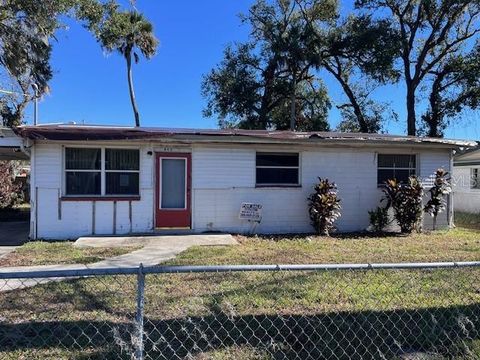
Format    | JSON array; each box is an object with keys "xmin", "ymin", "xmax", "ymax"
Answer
[{"xmin": 0, "ymin": 262, "xmax": 479, "ymax": 359}]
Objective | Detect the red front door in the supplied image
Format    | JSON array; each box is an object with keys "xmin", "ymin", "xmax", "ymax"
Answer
[{"xmin": 155, "ymin": 153, "xmax": 191, "ymax": 228}]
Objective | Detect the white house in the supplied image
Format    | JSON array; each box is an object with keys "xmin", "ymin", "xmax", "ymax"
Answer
[
  {"xmin": 453, "ymin": 146, "xmax": 480, "ymax": 213},
  {"xmin": 3, "ymin": 124, "xmax": 476, "ymax": 240}
]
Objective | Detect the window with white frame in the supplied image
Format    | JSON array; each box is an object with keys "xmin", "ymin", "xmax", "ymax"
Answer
[
  {"xmin": 471, "ymin": 168, "xmax": 480, "ymax": 189},
  {"xmin": 256, "ymin": 152, "xmax": 300, "ymax": 186},
  {"xmin": 377, "ymin": 154, "xmax": 416, "ymax": 185},
  {"xmin": 65, "ymin": 148, "xmax": 140, "ymax": 196}
]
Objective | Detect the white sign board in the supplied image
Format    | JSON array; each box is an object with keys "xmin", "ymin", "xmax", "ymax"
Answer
[{"xmin": 239, "ymin": 203, "xmax": 263, "ymax": 222}]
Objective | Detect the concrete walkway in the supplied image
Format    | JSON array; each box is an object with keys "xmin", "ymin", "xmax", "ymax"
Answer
[
  {"xmin": 74, "ymin": 234, "xmax": 237, "ymax": 267},
  {"xmin": 0, "ymin": 234, "xmax": 237, "ymax": 291},
  {"xmin": 0, "ymin": 246, "xmax": 17, "ymax": 260}
]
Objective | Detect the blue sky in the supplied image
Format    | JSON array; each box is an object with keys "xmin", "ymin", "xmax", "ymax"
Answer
[{"xmin": 23, "ymin": 0, "xmax": 480, "ymax": 140}]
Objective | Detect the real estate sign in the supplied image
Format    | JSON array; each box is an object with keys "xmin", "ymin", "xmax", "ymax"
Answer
[{"xmin": 239, "ymin": 203, "xmax": 263, "ymax": 222}]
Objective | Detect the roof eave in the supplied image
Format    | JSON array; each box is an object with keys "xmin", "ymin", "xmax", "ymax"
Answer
[{"xmin": 28, "ymin": 133, "xmax": 476, "ymax": 149}]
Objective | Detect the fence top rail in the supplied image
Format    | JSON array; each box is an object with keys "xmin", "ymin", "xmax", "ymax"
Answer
[{"xmin": 0, "ymin": 261, "xmax": 479, "ymax": 280}]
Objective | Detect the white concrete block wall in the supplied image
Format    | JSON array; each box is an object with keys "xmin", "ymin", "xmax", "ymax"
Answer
[
  {"xmin": 453, "ymin": 166, "xmax": 480, "ymax": 213},
  {"xmin": 192, "ymin": 147, "xmax": 452, "ymax": 234},
  {"xmin": 192, "ymin": 147, "xmax": 254, "ymax": 188},
  {"xmin": 35, "ymin": 143, "xmax": 62, "ymax": 188},
  {"xmin": 34, "ymin": 143, "xmax": 155, "ymax": 239},
  {"xmin": 32, "ymin": 141, "xmax": 453, "ymax": 238},
  {"xmin": 419, "ymin": 152, "xmax": 451, "ymax": 179}
]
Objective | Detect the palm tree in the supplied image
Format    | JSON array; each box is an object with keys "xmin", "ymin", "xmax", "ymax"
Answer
[{"xmin": 99, "ymin": 10, "xmax": 158, "ymax": 127}]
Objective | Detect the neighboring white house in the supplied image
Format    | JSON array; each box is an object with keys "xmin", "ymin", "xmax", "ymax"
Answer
[
  {"xmin": 453, "ymin": 146, "xmax": 480, "ymax": 213},
  {"xmin": 3, "ymin": 124, "xmax": 476, "ymax": 240}
]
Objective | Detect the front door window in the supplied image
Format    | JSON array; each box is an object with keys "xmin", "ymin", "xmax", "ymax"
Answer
[{"xmin": 161, "ymin": 158, "xmax": 186, "ymax": 209}]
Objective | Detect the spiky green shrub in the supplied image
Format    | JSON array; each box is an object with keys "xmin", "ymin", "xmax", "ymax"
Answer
[
  {"xmin": 308, "ymin": 178, "xmax": 341, "ymax": 236},
  {"xmin": 382, "ymin": 176, "xmax": 424, "ymax": 233},
  {"xmin": 368, "ymin": 206, "xmax": 391, "ymax": 232},
  {"xmin": 424, "ymin": 168, "xmax": 451, "ymax": 230}
]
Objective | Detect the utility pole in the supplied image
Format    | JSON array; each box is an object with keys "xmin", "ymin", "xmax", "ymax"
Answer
[{"xmin": 32, "ymin": 83, "xmax": 39, "ymax": 126}]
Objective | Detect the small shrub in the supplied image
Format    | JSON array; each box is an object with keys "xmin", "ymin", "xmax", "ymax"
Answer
[
  {"xmin": 308, "ymin": 178, "xmax": 341, "ymax": 236},
  {"xmin": 382, "ymin": 176, "xmax": 424, "ymax": 233},
  {"xmin": 424, "ymin": 168, "xmax": 451, "ymax": 230},
  {"xmin": 368, "ymin": 206, "xmax": 390, "ymax": 232}
]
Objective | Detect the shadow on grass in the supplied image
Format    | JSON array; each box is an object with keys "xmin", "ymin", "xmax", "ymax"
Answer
[{"xmin": 1, "ymin": 304, "xmax": 479, "ymax": 359}]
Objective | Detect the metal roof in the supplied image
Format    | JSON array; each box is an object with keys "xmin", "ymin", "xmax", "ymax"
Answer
[
  {"xmin": 454, "ymin": 144, "xmax": 480, "ymax": 166},
  {"xmin": 14, "ymin": 124, "xmax": 477, "ymax": 148}
]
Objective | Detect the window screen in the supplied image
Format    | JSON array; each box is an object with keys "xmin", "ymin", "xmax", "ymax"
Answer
[
  {"xmin": 105, "ymin": 149, "xmax": 140, "ymax": 195},
  {"xmin": 256, "ymin": 153, "xmax": 299, "ymax": 185},
  {"xmin": 65, "ymin": 148, "xmax": 101, "ymax": 170},
  {"xmin": 65, "ymin": 148, "xmax": 101, "ymax": 195},
  {"xmin": 377, "ymin": 154, "xmax": 416, "ymax": 185},
  {"xmin": 65, "ymin": 148, "xmax": 140, "ymax": 196}
]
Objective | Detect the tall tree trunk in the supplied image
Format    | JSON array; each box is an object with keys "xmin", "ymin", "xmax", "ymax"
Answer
[
  {"xmin": 290, "ymin": 72, "xmax": 296, "ymax": 131},
  {"xmin": 325, "ymin": 64, "xmax": 369, "ymax": 133},
  {"xmin": 406, "ymin": 83, "xmax": 416, "ymax": 136},
  {"xmin": 126, "ymin": 51, "xmax": 140, "ymax": 127},
  {"xmin": 425, "ymin": 73, "xmax": 444, "ymax": 137},
  {"xmin": 258, "ymin": 59, "xmax": 277, "ymax": 129}
]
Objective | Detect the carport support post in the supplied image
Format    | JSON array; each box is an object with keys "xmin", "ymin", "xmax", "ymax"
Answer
[{"xmin": 134, "ymin": 263, "xmax": 145, "ymax": 360}]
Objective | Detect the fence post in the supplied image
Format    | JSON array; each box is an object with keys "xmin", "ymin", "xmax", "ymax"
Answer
[{"xmin": 134, "ymin": 263, "xmax": 145, "ymax": 360}]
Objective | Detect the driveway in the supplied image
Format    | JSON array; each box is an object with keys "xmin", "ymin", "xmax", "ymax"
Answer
[
  {"xmin": 0, "ymin": 221, "xmax": 29, "ymax": 246},
  {"xmin": 0, "ymin": 221, "xmax": 29, "ymax": 260}
]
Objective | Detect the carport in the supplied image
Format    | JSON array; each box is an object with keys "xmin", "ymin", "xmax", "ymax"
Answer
[{"xmin": 0, "ymin": 127, "xmax": 30, "ymax": 246}]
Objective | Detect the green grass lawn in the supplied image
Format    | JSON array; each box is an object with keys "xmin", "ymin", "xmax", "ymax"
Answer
[
  {"xmin": 0, "ymin": 241, "xmax": 140, "ymax": 267},
  {"xmin": 0, "ymin": 228, "xmax": 479, "ymax": 359},
  {"xmin": 170, "ymin": 227, "xmax": 480, "ymax": 265},
  {"xmin": 456, "ymin": 212, "xmax": 480, "ymax": 230}
]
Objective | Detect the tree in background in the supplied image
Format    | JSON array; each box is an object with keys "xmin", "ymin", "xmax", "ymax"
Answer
[
  {"xmin": 98, "ymin": 7, "xmax": 159, "ymax": 127},
  {"xmin": 421, "ymin": 47, "xmax": 480, "ymax": 137},
  {"xmin": 202, "ymin": 0, "xmax": 336, "ymax": 131},
  {"xmin": 356, "ymin": 0, "xmax": 480, "ymax": 137},
  {"xmin": 297, "ymin": 7, "xmax": 401, "ymax": 133},
  {"xmin": 0, "ymin": 161, "xmax": 21, "ymax": 209},
  {"xmin": 270, "ymin": 81, "xmax": 331, "ymax": 131},
  {"xmin": 0, "ymin": 0, "xmax": 108, "ymax": 127}
]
